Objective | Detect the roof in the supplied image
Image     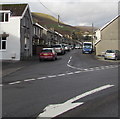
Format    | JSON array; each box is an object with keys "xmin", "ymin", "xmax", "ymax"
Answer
[
  {"xmin": 0, "ymin": 4, "xmax": 28, "ymax": 16},
  {"xmin": 100, "ymin": 15, "xmax": 120, "ymax": 31}
]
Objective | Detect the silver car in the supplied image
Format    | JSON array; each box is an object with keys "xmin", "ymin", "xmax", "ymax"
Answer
[
  {"xmin": 104, "ymin": 50, "xmax": 120, "ymax": 60},
  {"xmin": 51, "ymin": 44, "xmax": 65, "ymax": 55}
]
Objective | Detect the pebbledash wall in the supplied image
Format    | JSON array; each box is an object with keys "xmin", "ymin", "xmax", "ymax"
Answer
[{"xmin": 0, "ymin": 16, "xmax": 21, "ymax": 60}]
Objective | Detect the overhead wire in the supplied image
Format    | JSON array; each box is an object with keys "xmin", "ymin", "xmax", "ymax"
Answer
[{"xmin": 38, "ymin": 0, "xmax": 64, "ymax": 24}]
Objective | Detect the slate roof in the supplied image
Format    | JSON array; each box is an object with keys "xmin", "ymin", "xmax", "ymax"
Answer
[{"xmin": 0, "ymin": 4, "xmax": 28, "ymax": 16}]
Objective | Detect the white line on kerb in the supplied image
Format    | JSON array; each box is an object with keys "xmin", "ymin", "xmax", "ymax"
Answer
[
  {"xmin": 9, "ymin": 81, "xmax": 21, "ymax": 85},
  {"xmin": 37, "ymin": 84, "xmax": 114, "ymax": 118}
]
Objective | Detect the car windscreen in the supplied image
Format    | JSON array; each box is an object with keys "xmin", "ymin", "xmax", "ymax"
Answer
[
  {"xmin": 106, "ymin": 50, "xmax": 115, "ymax": 53},
  {"xmin": 42, "ymin": 50, "xmax": 52, "ymax": 53},
  {"xmin": 52, "ymin": 45, "xmax": 61, "ymax": 48}
]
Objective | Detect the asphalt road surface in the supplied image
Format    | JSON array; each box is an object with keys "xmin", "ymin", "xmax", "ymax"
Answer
[{"xmin": 2, "ymin": 49, "xmax": 119, "ymax": 118}]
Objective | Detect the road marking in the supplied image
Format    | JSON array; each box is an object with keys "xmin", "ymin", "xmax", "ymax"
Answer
[
  {"xmin": 37, "ymin": 84, "xmax": 114, "ymax": 118},
  {"xmin": 9, "ymin": 81, "xmax": 21, "ymax": 85},
  {"xmin": 89, "ymin": 68, "xmax": 94, "ymax": 70},
  {"xmin": 57, "ymin": 74, "xmax": 66, "ymax": 77},
  {"xmin": 68, "ymin": 60, "xmax": 71, "ymax": 64},
  {"xmin": 5, "ymin": 65, "xmax": 119, "ymax": 86},
  {"xmin": 67, "ymin": 56, "xmax": 72, "ymax": 64},
  {"xmin": 37, "ymin": 77, "xmax": 47, "ymax": 80},
  {"xmin": 48, "ymin": 75, "xmax": 57, "ymax": 78},
  {"xmin": 67, "ymin": 64, "xmax": 82, "ymax": 70},
  {"xmin": 24, "ymin": 78, "xmax": 36, "ymax": 82},
  {"xmin": 74, "ymin": 71, "xmax": 82, "ymax": 74},
  {"xmin": 0, "ymin": 84, "xmax": 3, "ymax": 87},
  {"xmin": 67, "ymin": 72, "xmax": 74, "ymax": 75}
]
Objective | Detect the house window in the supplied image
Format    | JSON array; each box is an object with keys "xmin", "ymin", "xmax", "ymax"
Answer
[
  {"xmin": 0, "ymin": 12, "xmax": 9, "ymax": 22},
  {"xmin": 0, "ymin": 37, "xmax": 7, "ymax": 50}
]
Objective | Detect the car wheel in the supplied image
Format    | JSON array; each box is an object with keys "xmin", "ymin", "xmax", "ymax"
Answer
[
  {"xmin": 39, "ymin": 58, "xmax": 42, "ymax": 61},
  {"xmin": 55, "ymin": 57, "xmax": 57, "ymax": 60},
  {"xmin": 115, "ymin": 57, "xmax": 118, "ymax": 60},
  {"xmin": 104, "ymin": 57, "xmax": 107, "ymax": 60},
  {"xmin": 52, "ymin": 57, "xmax": 56, "ymax": 61}
]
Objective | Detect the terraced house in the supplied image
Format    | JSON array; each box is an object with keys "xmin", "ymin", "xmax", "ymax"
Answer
[
  {"xmin": 94, "ymin": 15, "xmax": 120, "ymax": 56},
  {"xmin": 0, "ymin": 4, "xmax": 33, "ymax": 60}
]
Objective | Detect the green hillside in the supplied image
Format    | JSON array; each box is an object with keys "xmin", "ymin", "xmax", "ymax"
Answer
[{"xmin": 32, "ymin": 12, "xmax": 79, "ymax": 35}]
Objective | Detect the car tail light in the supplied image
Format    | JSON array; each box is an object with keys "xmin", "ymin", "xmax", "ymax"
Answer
[{"xmin": 40, "ymin": 53, "xmax": 43, "ymax": 56}]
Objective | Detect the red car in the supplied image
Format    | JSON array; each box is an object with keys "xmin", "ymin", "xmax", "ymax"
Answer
[{"xmin": 39, "ymin": 48, "xmax": 57, "ymax": 61}]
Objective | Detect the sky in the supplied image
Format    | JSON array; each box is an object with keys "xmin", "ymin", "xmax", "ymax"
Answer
[{"xmin": 0, "ymin": 0, "xmax": 119, "ymax": 28}]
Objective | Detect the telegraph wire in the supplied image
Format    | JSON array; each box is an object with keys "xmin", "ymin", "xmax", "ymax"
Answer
[
  {"xmin": 39, "ymin": 1, "xmax": 58, "ymax": 17},
  {"xmin": 38, "ymin": 0, "xmax": 64, "ymax": 25}
]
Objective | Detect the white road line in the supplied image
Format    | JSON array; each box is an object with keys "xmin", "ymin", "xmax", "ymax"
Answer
[
  {"xmin": 48, "ymin": 75, "xmax": 57, "ymax": 78},
  {"xmin": 9, "ymin": 81, "xmax": 21, "ymax": 85},
  {"xmin": 95, "ymin": 67, "xmax": 100, "ymax": 70},
  {"xmin": 89, "ymin": 68, "xmax": 94, "ymax": 70},
  {"xmin": 67, "ymin": 56, "xmax": 72, "ymax": 64},
  {"xmin": 0, "ymin": 84, "xmax": 3, "ymax": 87},
  {"xmin": 57, "ymin": 74, "xmax": 66, "ymax": 77},
  {"xmin": 105, "ymin": 66, "xmax": 110, "ymax": 68},
  {"xmin": 24, "ymin": 78, "xmax": 36, "ymax": 82},
  {"xmin": 67, "ymin": 72, "xmax": 74, "ymax": 75},
  {"xmin": 68, "ymin": 60, "xmax": 71, "ymax": 64},
  {"xmin": 37, "ymin": 84, "xmax": 114, "ymax": 118},
  {"xmin": 37, "ymin": 77, "xmax": 47, "ymax": 80},
  {"xmin": 67, "ymin": 64, "xmax": 82, "ymax": 70},
  {"xmin": 74, "ymin": 71, "xmax": 81, "ymax": 73}
]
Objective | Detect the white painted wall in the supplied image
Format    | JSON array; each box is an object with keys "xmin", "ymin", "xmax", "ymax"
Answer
[
  {"xmin": 0, "ymin": 17, "xmax": 21, "ymax": 60},
  {"xmin": 94, "ymin": 29, "xmax": 101, "ymax": 45}
]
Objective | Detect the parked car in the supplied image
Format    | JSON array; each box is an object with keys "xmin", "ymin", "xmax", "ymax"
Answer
[
  {"xmin": 63, "ymin": 44, "xmax": 71, "ymax": 51},
  {"xmin": 104, "ymin": 50, "xmax": 120, "ymax": 60},
  {"xmin": 75, "ymin": 44, "xmax": 81, "ymax": 49},
  {"xmin": 39, "ymin": 48, "xmax": 57, "ymax": 61},
  {"xmin": 51, "ymin": 44, "xmax": 65, "ymax": 55},
  {"xmin": 69, "ymin": 45, "xmax": 74, "ymax": 50}
]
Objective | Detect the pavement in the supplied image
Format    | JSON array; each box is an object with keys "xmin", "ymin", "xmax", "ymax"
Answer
[{"xmin": 1, "ymin": 56, "xmax": 39, "ymax": 77}]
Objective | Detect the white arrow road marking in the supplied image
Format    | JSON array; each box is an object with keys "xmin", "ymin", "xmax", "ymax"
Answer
[{"xmin": 37, "ymin": 84, "xmax": 114, "ymax": 118}]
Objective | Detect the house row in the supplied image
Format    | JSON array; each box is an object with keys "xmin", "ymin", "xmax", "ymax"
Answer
[
  {"xmin": 94, "ymin": 15, "xmax": 120, "ymax": 56},
  {"xmin": 0, "ymin": 3, "xmax": 66, "ymax": 60}
]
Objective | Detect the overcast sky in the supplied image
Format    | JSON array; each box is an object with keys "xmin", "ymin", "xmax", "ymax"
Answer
[{"xmin": 0, "ymin": 0, "xmax": 119, "ymax": 28}]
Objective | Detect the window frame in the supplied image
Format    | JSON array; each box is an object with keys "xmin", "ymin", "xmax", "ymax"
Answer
[
  {"xmin": 0, "ymin": 10, "xmax": 10, "ymax": 22},
  {"xmin": 0, "ymin": 37, "xmax": 7, "ymax": 51}
]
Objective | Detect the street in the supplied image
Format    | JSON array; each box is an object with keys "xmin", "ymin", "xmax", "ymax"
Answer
[{"xmin": 2, "ymin": 49, "xmax": 119, "ymax": 118}]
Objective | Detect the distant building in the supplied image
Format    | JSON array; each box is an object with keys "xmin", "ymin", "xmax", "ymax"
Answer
[
  {"xmin": 0, "ymin": 4, "xmax": 33, "ymax": 60},
  {"xmin": 94, "ymin": 15, "xmax": 119, "ymax": 56}
]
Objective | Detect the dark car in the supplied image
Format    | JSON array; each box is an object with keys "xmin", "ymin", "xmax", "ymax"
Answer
[{"xmin": 39, "ymin": 48, "xmax": 57, "ymax": 61}]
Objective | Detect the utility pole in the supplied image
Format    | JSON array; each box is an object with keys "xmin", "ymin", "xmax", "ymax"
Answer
[
  {"xmin": 58, "ymin": 15, "xmax": 60, "ymax": 26},
  {"xmin": 92, "ymin": 23, "xmax": 94, "ymax": 44}
]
